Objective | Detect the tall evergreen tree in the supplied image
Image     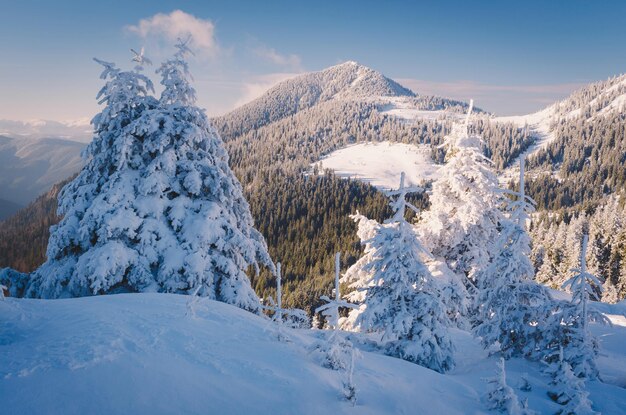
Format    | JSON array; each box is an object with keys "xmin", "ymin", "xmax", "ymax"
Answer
[
  {"xmin": 560, "ymin": 234, "xmax": 607, "ymax": 379},
  {"xmin": 21, "ymin": 41, "xmax": 273, "ymax": 312},
  {"xmin": 419, "ymin": 101, "xmax": 503, "ymax": 286},
  {"xmin": 473, "ymin": 158, "xmax": 554, "ymax": 358},
  {"xmin": 342, "ymin": 173, "xmax": 454, "ymax": 372}
]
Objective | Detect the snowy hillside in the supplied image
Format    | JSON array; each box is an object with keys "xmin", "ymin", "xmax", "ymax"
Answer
[
  {"xmin": 0, "ymin": 135, "xmax": 84, "ymax": 206},
  {"xmin": 1, "ymin": 293, "xmax": 625, "ymax": 415},
  {"xmin": 378, "ymin": 96, "xmax": 482, "ymax": 123},
  {"xmin": 494, "ymin": 73, "xmax": 626, "ymax": 179},
  {"xmin": 313, "ymin": 142, "xmax": 439, "ymax": 188}
]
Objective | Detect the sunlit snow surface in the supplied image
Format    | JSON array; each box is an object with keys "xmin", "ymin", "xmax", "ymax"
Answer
[
  {"xmin": 377, "ymin": 97, "xmax": 467, "ymax": 123},
  {"xmin": 315, "ymin": 142, "xmax": 440, "ymax": 189},
  {"xmin": 1, "ymin": 294, "xmax": 626, "ymax": 415}
]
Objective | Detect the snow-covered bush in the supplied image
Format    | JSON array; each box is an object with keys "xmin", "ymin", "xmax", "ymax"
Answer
[
  {"xmin": 310, "ymin": 330, "xmax": 359, "ymax": 405},
  {"xmin": 484, "ymin": 358, "xmax": 535, "ymax": 415},
  {"xmin": 21, "ymin": 41, "xmax": 273, "ymax": 312},
  {"xmin": 311, "ymin": 331, "xmax": 354, "ymax": 371},
  {"xmin": 546, "ymin": 351, "xmax": 597, "ymax": 415},
  {"xmin": 0, "ymin": 268, "xmax": 29, "ymax": 298}
]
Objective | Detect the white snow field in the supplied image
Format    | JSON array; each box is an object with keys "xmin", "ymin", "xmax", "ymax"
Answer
[
  {"xmin": 2, "ymin": 293, "xmax": 626, "ymax": 415},
  {"xmin": 314, "ymin": 142, "xmax": 439, "ymax": 189},
  {"xmin": 378, "ymin": 97, "xmax": 466, "ymax": 123}
]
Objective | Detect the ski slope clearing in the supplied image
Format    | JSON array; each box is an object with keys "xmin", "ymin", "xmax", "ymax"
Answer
[
  {"xmin": 1, "ymin": 293, "xmax": 626, "ymax": 415},
  {"xmin": 314, "ymin": 142, "xmax": 439, "ymax": 189},
  {"xmin": 492, "ymin": 107, "xmax": 557, "ymax": 182},
  {"xmin": 378, "ymin": 97, "xmax": 466, "ymax": 123}
]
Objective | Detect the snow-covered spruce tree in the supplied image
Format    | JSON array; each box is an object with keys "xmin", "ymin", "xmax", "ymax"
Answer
[
  {"xmin": 24, "ymin": 57, "xmax": 158, "ymax": 298},
  {"xmin": 342, "ymin": 173, "xmax": 454, "ymax": 372},
  {"xmin": 558, "ymin": 216, "xmax": 586, "ymax": 286},
  {"xmin": 484, "ymin": 358, "xmax": 535, "ymax": 415},
  {"xmin": 473, "ymin": 158, "xmax": 555, "ymax": 358},
  {"xmin": 24, "ymin": 41, "xmax": 273, "ymax": 312},
  {"xmin": 418, "ymin": 101, "xmax": 502, "ymax": 306},
  {"xmin": 559, "ymin": 234, "xmax": 608, "ymax": 379}
]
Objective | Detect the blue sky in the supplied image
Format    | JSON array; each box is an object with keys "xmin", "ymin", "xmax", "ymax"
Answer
[{"xmin": 1, "ymin": 0, "xmax": 626, "ymax": 119}]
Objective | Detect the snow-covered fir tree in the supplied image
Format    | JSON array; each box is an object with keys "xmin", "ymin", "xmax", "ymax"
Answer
[
  {"xmin": 534, "ymin": 221, "xmax": 560, "ymax": 286},
  {"xmin": 418, "ymin": 101, "xmax": 502, "ymax": 312},
  {"xmin": 23, "ymin": 57, "xmax": 158, "ymax": 298},
  {"xmin": 559, "ymin": 234, "xmax": 608, "ymax": 379},
  {"xmin": 484, "ymin": 358, "xmax": 535, "ymax": 415},
  {"xmin": 473, "ymin": 158, "xmax": 554, "ymax": 358},
  {"xmin": 309, "ymin": 252, "xmax": 359, "ymax": 404},
  {"xmin": 559, "ymin": 216, "xmax": 586, "ymax": 285},
  {"xmin": 21, "ymin": 41, "xmax": 273, "ymax": 312},
  {"xmin": 342, "ymin": 173, "xmax": 454, "ymax": 372},
  {"xmin": 312, "ymin": 254, "xmax": 354, "ymax": 365}
]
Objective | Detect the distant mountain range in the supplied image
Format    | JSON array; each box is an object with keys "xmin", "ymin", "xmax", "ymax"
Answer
[
  {"xmin": 0, "ymin": 135, "xmax": 84, "ymax": 211},
  {"xmin": 0, "ymin": 118, "xmax": 92, "ymax": 142}
]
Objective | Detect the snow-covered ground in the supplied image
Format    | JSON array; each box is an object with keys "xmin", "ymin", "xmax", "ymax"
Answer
[
  {"xmin": 314, "ymin": 142, "xmax": 439, "ymax": 189},
  {"xmin": 1, "ymin": 293, "xmax": 625, "ymax": 415},
  {"xmin": 377, "ymin": 97, "xmax": 466, "ymax": 123}
]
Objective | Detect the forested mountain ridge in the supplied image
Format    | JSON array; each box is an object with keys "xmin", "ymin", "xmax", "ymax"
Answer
[
  {"xmin": 494, "ymin": 74, "xmax": 626, "ymax": 211},
  {"xmin": 214, "ymin": 61, "xmax": 415, "ymax": 139},
  {"xmin": 549, "ymin": 73, "xmax": 626, "ymax": 121}
]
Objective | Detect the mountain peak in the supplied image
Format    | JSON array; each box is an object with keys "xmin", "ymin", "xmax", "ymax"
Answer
[
  {"xmin": 334, "ymin": 60, "xmax": 360, "ymax": 67},
  {"xmin": 316, "ymin": 61, "xmax": 415, "ymax": 99},
  {"xmin": 215, "ymin": 61, "xmax": 415, "ymax": 137}
]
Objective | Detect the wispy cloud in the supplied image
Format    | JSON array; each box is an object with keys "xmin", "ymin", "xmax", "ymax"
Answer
[
  {"xmin": 253, "ymin": 46, "xmax": 302, "ymax": 71},
  {"xmin": 126, "ymin": 10, "xmax": 220, "ymax": 58},
  {"xmin": 398, "ymin": 79, "xmax": 586, "ymax": 114},
  {"xmin": 398, "ymin": 79, "xmax": 584, "ymax": 96}
]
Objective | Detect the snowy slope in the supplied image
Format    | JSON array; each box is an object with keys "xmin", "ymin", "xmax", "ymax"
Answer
[
  {"xmin": 494, "ymin": 73, "xmax": 626, "ymax": 180},
  {"xmin": 1, "ymin": 293, "xmax": 625, "ymax": 415},
  {"xmin": 377, "ymin": 96, "xmax": 477, "ymax": 123},
  {"xmin": 314, "ymin": 142, "xmax": 439, "ymax": 188}
]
